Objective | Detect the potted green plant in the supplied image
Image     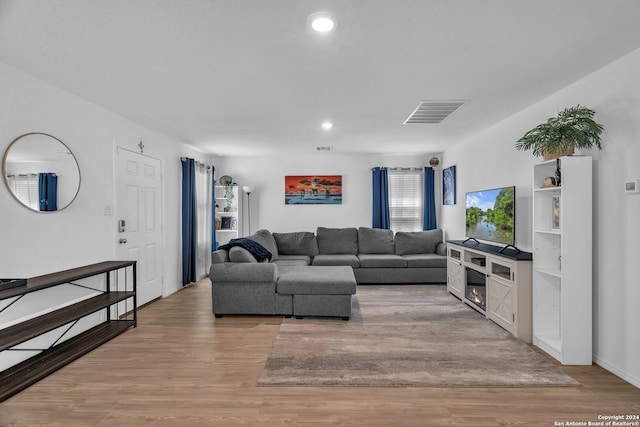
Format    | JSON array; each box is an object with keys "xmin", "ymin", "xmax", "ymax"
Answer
[
  {"xmin": 515, "ymin": 105, "xmax": 604, "ymax": 160},
  {"xmin": 223, "ymin": 184, "xmax": 234, "ymax": 211}
]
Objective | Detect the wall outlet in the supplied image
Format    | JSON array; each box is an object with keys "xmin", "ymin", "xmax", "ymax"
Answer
[
  {"xmin": 104, "ymin": 204, "xmax": 113, "ymax": 215},
  {"xmin": 625, "ymin": 179, "xmax": 640, "ymax": 194}
]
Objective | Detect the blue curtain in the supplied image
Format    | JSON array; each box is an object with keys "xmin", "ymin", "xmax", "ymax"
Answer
[
  {"xmin": 372, "ymin": 167, "xmax": 390, "ymax": 229},
  {"xmin": 181, "ymin": 158, "xmax": 197, "ymax": 285},
  {"xmin": 38, "ymin": 173, "xmax": 58, "ymax": 211},
  {"xmin": 211, "ymin": 165, "xmax": 217, "ymax": 251},
  {"xmin": 423, "ymin": 166, "xmax": 437, "ymax": 230}
]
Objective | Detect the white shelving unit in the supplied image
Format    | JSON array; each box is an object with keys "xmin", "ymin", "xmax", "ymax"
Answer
[
  {"xmin": 214, "ymin": 184, "xmax": 242, "ymax": 247},
  {"xmin": 532, "ymin": 156, "xmax": 592, "ymax": 365}
]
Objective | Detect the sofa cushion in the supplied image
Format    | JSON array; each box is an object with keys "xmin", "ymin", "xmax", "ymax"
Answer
[
  {"xmin": 248, "ymin": 229, "xmax": 279, "ymax": 261},
  {"xmin": 357, "ymin": 254, "xmax": 407, "ymax": 268},
  {"xmin": 395, "ymin": 229, "xmax": 443, "ymax": 255},
  {"xmin": 228, "ymin": 247, "xmax": 258, "ymax": 263},
  {"xmin": 312, "ymin": 254, "xmax": 360, "ymax": 269},
  {"xmin": 357, "ymin": 227, "xmax": 395, "ymax": 254},
  {"xmin": 274, "ymin": 255, "xmax": 312, "ymax": 267},
  {"xmin": 276, "ymin": 266, "xmax": 356, "ymax": 295},
  {"xmin": 316, "ymin": 227, "xmax": 358, "ymax": 254},
  {"xmin": 273, "ymin": 232, "xmax": 319, "ymax": 257},
  {"xmin": 402, "ymin": 254, "xmax": 447, "ymax": 268}
]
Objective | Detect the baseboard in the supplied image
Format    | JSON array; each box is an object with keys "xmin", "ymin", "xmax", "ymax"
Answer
[{"xmin": 593, "ymin": 354, "xmax": 640, "ymax": 388}]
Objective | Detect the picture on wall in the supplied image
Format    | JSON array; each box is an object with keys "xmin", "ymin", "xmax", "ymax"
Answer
[
  {"xmin": 284, "ymin": 175, "xmax": 342, "ymax": 205},
  {"xmin": 443, "ymin": 165, "xmax": 456, "ymax": 205}
]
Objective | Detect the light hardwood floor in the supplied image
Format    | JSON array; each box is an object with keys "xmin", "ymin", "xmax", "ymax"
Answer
[{"xmin": 1, "ymin": 279, "xmax": 638, "ymax": 426}]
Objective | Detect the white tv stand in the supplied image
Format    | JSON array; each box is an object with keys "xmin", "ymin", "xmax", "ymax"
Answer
[{"xmin": 447, "ymin": 240, "xmax": 533, "ymax": 342}]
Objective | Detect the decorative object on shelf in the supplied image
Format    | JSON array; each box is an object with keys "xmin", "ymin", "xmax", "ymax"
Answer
[
  {"xmin": 231, "ymin": 217, "xmax": 238, "ymax": 230},
  {"xmin": 219, "ymin": 175, "xmax": 233, "ymax": 186},
  {"xmin": 542, "ymin": 176, "xmax": 557, "ymax": 188},
  {"xmin": 284, "ymin": 175, "xmax": 342, "ymax": 205},
  {"xmin": 0, "ymin": 278, "xmax": 27, "ymax": 291},
  {"xmin": 443, "ymin": 165, "xmax": 456, "ymax": 205},
  {"xmin": 551, "ymin": 195, "xmax": 560, "ymax": 230},
  {"xmin": 215, "ymin": 218, "xmax": 221, "ymax": 230},
  {"xmin": 242, "ymin": 185, "xmax": 254, "ymax": 234},
  {"xmin": 515, "ymin": 105, "xmax": 604, "ymax": 160},
  {"xmin": 221, "ymin": 216, "xmax": 232, "ymax": 229},
  {"xmin": 429, "ymin": 157, "xmax": 440, "ymax": 167},
  {"xmin": 555, "ymin": 159, "xmax": 562, "ymax": 186}
]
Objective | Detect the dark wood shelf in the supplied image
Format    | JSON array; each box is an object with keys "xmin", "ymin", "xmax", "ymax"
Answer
[
  {"xmin": 0, "ymin": 291, "xmax": 134, "ymax": 351},
  {"xmin": 0, "ymin": 320, "xmax": 134, "ymax": 402},
  {"xmin": 0, "ymin": 261, "xmax": 136, "ymax": 403},
  {"xmin": 0, "ymin": 261, "xmax": 135, "ymax": 300}
]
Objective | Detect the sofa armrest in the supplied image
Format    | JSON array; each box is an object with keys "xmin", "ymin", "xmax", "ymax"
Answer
[
  {"xmin": 210, "ymin": 262, "xmax": 277, "ymax": 283},
  {"xmin": 435, "ymin": 241, "xmax": 447, "ymax": 256}
]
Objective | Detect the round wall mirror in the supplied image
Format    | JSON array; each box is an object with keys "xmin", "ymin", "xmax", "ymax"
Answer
[{"xmin": 2, "ymin": 133, "xmax": 81, "ymax": 212}]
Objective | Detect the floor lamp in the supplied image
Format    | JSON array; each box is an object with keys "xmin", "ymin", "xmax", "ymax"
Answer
[{"xmin": 242, "ymin": 186, "xmax": 254, "ymax": 235}]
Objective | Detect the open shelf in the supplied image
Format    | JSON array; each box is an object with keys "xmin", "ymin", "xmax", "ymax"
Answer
[
  {"xmin": 0, "ymin": 320, "xmax": 134, "ymax": 402},
  {"xmin": 0, "ymin": 291, "xmax": 134, "ymax": 351},
  {"xmin": 0, "ymin": 261, "xmax": 136, "ymax": 402},
  {"xmin": 532, "ymin": 156, "xmax": 592, "ymax": 365}
]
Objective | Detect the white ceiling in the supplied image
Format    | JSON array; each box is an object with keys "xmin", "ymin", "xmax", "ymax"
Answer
[{"xmin": 1, "ymin": 0, "xmax": 639, "ymax": 156}]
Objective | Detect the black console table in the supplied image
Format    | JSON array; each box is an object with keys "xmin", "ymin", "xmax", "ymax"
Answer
[{"xmin": 0, "ymin": 261, "xmax": 136, "ymax": 402}]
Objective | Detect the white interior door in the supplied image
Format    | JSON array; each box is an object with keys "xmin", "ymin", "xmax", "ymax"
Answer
[{"xmin": 116, "ymin": 148, "xmax": 163, "ymax": 306}]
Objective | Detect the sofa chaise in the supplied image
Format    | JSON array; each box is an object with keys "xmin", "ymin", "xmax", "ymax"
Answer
[{"xmin": 209, "ymin": 227, "xmax": 447, "ymax": 319}]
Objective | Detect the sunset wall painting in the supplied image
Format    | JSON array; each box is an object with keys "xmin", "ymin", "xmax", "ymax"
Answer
[{"xmin": 284, "ymin": 175, "xmax": 342, "ymax": 205}]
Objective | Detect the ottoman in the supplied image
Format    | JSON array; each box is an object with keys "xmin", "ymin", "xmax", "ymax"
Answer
[{"xmin": 276, "ymin": 266, "xmax": 357, "ymax": 320}]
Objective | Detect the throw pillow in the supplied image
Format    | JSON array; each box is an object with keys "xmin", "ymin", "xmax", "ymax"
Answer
[
  {"xmin": 316, "ymin": 227, "xmax": 358, "ymax": 254},
  {"xmin": 395, "ymin": 229, "xmax": 443, "ymax": 255},
  {"xmin": 248, "ymin": 229, "xmax": 279, "ymax": 261},
  {"xmin": 357, "ymin": 227, "xmax": 395, "ymax": 254},
  {"xmin": 228, "ymin": 246, "xmax": 258, "ymax": 263},
  {"xmin": 273, "ymin": 232, "xmax": 319, "ymax": 256}
]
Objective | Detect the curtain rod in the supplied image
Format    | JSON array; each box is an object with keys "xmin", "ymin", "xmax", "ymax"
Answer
[
  {"xmin": 5, "ymin": 173, "xmax": 59, "ymax": 178},
  {"xmin": 370, "ymin": 167, "xmax": 425, "ymax": 171},
  {"xmin": 180, "ymin": 157, "xmax": 213, "ymax": 170}
]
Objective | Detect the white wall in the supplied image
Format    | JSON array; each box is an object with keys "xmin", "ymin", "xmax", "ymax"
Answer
[
  {"xmin": 441, "ymin": 48, "xmax": 640, "ymax": 387},
  {"xmin": 0, "ymin": 61, "xmax": 210, "ymax": 301},
  {"xmin": 0, "ymin": 62, "xmax": 215, "ymax": 371},
  {"xmin": 216, "ymin": 152, "xmax": 441, "ymax": 235}
]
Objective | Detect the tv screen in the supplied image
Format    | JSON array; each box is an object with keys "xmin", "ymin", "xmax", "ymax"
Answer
[{"xmin": 465, "ymin": 186, "xmax": 515, "ymax": 246}]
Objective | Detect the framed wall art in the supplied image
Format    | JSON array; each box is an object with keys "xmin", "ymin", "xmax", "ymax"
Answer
[
  {"xmin": 284, "ymin": 175, "xmax": 342, "ymax": 205},
  {"xmin": 443, "ymin": 165, "xmax": 456, "ymax": 205}
]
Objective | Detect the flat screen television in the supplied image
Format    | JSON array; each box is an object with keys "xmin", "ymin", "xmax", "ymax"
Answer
[{"xmin": 465, "ymin": 186, "xmax": 516, "ymax": 247}]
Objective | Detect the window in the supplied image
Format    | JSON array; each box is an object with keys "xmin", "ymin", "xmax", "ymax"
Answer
[
  {"xmin": 6, "ymin": 173, "xmax": 39, "ymax": 210},
  {"xmin": 388, "ymin": 168, "xmax": 423, "ymax": 232}
]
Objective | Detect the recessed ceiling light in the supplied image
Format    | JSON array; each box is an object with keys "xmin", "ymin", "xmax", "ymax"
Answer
[
  {"xmin": 309, "ymin": 12, "xmax": 337, "ymax": 33},
  {"xmin": 321, "ymin": 121, "xmax": 334, "ymax": 130}
]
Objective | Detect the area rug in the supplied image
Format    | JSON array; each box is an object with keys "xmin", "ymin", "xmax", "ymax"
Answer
[{"xmin": 258, "ymin": 285, "xmax": 579, "ymax": 387}]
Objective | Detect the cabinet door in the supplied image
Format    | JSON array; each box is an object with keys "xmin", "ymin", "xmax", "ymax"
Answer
[
  {"xmin": 487, "ymin": 275, "xmax": 514, "ymax": 334},
  {"xmin": 447, "ymin": 259, "xmax": 464, "ymax": 299}
]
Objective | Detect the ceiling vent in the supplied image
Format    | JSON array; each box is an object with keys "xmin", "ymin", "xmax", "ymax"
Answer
[
  {"xmin": 403, "ymin": 100, "xmax": 468, "ymax": 124},
  {"xmin": 316, "ymin": 146, "xmax": 333, "ymax": 151}
]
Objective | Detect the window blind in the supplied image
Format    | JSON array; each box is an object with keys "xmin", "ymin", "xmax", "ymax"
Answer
[
  {"xmin": 388, "ymin": 168, "xmax": 423, "ymax": 232},
  {"xmin": 6, "ymin": 174, "xmax": 39, "ymax": 210}
]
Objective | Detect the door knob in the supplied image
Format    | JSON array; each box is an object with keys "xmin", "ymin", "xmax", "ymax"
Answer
[{"xmin": 119, "ymin": 238, "xmax": 127, "ymax": 244}]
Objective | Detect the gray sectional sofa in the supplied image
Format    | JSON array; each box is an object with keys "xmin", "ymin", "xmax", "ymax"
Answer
[{"xmin": 209, "ymin": 227, "xmax": 447, "ymax": 319}]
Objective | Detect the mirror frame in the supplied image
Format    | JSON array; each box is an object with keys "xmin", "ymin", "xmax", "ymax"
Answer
[{"xmin": 2, "ymin": 132, "xmax": 81, "ymax": 213}]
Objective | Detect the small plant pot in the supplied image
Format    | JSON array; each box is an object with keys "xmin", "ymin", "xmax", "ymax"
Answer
[{"xmin": 543, "ymin": 142, "xmax": 575, "ymax": 161}]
